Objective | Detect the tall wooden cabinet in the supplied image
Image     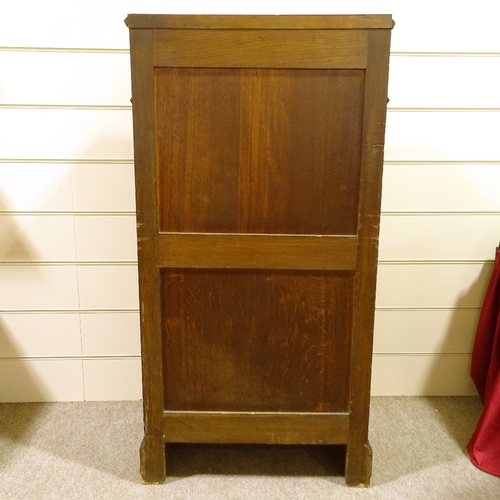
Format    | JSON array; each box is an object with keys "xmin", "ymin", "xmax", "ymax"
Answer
[{"xmin": 125, "ymin": 14, "xmax": 393, "ymax": 487}]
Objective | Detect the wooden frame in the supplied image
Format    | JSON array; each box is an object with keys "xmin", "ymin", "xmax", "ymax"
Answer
[{"xmin": 126, "ymin": 14, "xmax": 393, "ymax": 487}]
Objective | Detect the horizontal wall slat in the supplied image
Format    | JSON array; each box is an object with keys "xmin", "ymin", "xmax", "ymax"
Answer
[
  {"xmin": 0, "ymin": 214, "xmax": 139, "ymax": 263},
  {"xmin": 385, "ymin": 111, "xmax": 500, "ymax": 161},
  {"xmin": 388, "ymin": 55, "xmax": 500, "ymax": 108},
  {"xmin": 0, "ymin": 311, "xmax": 140, "ymax": 358},
  {"xmin": 0, "ymin": 163, "xmax": 73, "ymax": 211},
  {"xmin": 0, "ymin": 313, "xmax": 81, "ymax": 357},
  {"xmin": 373, "ymin": 309, "xmax": 479, "ymax": 354},
  {"xmin": 0, "ymin": 265, "xmax": 138, "ymax": 311},
  {"xmin": 381, "ymin": 164, "xmax": 500, "ymax": 213},
  {"xmin": 0, "ymin": 215, "xmax": 76, "ymax": 261},
  {"xmin": 376, "ymin": 263, "xmax": 493, "ymax": 309},
  {"xmin": 0, "ymin": 265, "xmax": 79, "ymax": 310},
  {"xmin": 0, "ymin": 51, "xmax": 131, "ymax": 106},
  {"xmin": 158, "ymin": 233, "xmax": 358, "ymax": 270},
  {"xmin": 77, "ymin": 265, "xmax": 139, "ymax": 310},
  {"xmin": 0, "ymin": 359, "xmax": 84, "ymax": 402},
  {"xmin": 0, "ymin": 162, "xmax": 134, "ymax": 212},
  {"xmin": 371, "ymin": 354, "xmax": 477, "ymax": 396},
  {"xmin": 74, "ymin": 215, "xmax": 137, "ymax": 261},
  {"xmin": 83, "ymin": 358, "xmax": 142, "ymax": 401},
  {"xmin": 80, "ymin": 312, "xmax": 140, "ymax": 356},
  {"xmin": 388, "ymin": 5, "xmax": 500, "ymax": 53},
  {"xmin": 162, "ymin": 411, "xmax": 349, "ymax": 444},
  {"xmin": 0, "ymin": 309, "xmax": 139, "ymax": 314},
  {"xmin": 0, "ymin": 109, "xmax": 133, "ymax": 159},
  {"xmin": 72, "ymin": 164, "xmax": 136, "ymax": 211},
  {"xmin": 379, "ymin": 214, "xmax": 500, "ymax": 261}
]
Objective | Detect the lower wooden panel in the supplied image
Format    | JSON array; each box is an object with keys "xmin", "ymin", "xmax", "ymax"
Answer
[
  {"xmin": 162, "ymin": 411, "xmax": 349, "ymax": 444},
  {"xmin": 162, "ymin": 269, "xmax": 354, "ymax": 413}
]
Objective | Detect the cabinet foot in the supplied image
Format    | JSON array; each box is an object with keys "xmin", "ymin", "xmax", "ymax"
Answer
[
  {"xmin": 345, "ymin": 441, "xmax": 372, "ymax": 487},
  {"xmin": 140, "ymin": 436, "xmax": 167, "ymax": 484}
]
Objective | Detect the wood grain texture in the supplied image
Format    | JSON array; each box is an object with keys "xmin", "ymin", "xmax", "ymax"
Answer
[
  {"xmin": 156, "ymin": 67, "xmax": 364, "ymax": 235},
  {"xmin": 162, "ymin": 411, "xmax": 350, "ymax": 444},
  {"xmin": 158, "ymin": 234, "xmax": 358, "ymax": 271},
  {"xmin": 126, "ymin": 14, "xmax": 394, "ymax": 30},
  {"xmin": 161, "ymin": 269, "xmax": 354, "ymax": 413},
  {"xmin": 155, "ymin": 68, "xmax": 240, "ymax": 233},
  {"xmin": 153, "ymin": 30, "xmax": 367, "ymax": 68},
  {"xmin": 345, "ymin": 28, "xmax": 392, "ymax": 488},
  {"xmin": 128, "ymin": 28, "xmax": 166, "ymax": 483},
  {"xmin": 128, "ymin": 14, "xmax": 393, "ymax": 486}
]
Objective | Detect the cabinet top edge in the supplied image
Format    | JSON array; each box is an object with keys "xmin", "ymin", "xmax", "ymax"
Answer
[{"xmin": 124, "ymin": 14, "xmax": 394, "ymax": 30}]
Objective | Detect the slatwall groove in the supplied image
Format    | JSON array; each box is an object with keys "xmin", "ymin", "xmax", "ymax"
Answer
[
  {"xmin": 392, "ymin": 52, "xmax": 500, "ymax": 57},
  {"xmin": 0, "ymin": 355, "xmax": 140, "ymax": 360},
  {"xmin": 0, "ymin": 159, "xmax": 134, "ymax": 163},
  {"xmin": 0, "ymin": 105, "xmax": 132, "ymax": 110},
  {"xmin": 374, "ymin": 352, "xmax": 472, "ymax": 356},
  {"xmin": 0, "ymin": 309, "xmax": 139, "ymax": 314},
  {"xmin": 0, "ymin": 47, "xmax": 130, "ymax": 53},
  {"xmin": 5, "ymin": 105, "xmax": 500, "ymax": 112},
  {"xmin": 389, "ymin": 108, "xmax": 500, "ymax": 112},
  {"xmin": 0, "ymin": 211, "xmax": 136, "ymax": 215},
  {"xmin": 4, "ymin": 48, "xmax": 500, "ymax": 56},
  {"xmin": 376, "ymin": 307, "xmax": 481, "ymax": 311}
]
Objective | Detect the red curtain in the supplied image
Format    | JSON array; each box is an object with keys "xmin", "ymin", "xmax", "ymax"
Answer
[{"xmin": 468, "ymin": 246, "xmax": 500, "ymax": 476}]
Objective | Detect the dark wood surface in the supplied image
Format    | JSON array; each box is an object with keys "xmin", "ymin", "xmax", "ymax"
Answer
[
  {"xmin": 161, "ymin": 269, "xmax": 354, "ymax": 413},
  {"xmin": 156, "ymin": 67, "xmax": 364, "ymax": 235},
  {"xmin": 128, "ymin": 27, "xmax": 166, "ymax": 484},
  {"xmin": 158, "ymin": 234, "xmax": 358, "ymax": 271},
  {"xmin": 345, "ymin": 29, "xmax": 393, "ymax": 487},
  {"xmin": 127, "ymin": 13, "xmax": 393, "ymax": 487},
  {"xmin": 125, "ymin": 14, "xmax": 394, "ymax": 30},
  {"xmin": 153, "ymin": 31, "xmax": 368, "ymax": 68},
  {"xmin": 162, "ymin": 411, "xmax": 350, "ymax": 444}
]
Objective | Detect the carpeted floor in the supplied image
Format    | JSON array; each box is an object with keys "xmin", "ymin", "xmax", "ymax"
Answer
[{"xmin": 0, "ymin": 397, "xmax": 498, "ymax": 499}]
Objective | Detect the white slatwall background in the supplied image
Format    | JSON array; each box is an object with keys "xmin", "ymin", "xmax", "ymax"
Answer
[{"xmin": 1, "ymin": 1, "xmax": 499, "ymax": 401}]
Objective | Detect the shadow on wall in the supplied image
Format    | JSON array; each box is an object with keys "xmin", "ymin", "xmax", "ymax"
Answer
[
  {"xmin": 0, "ymin": 317, "xmax": 51, "ymax": 403},
  {"xmin": 423, "ymin": 261, "xmax": 493, "ymax": 449},
  {"xmin": 0, "ymin": 190, "xmax": 49, "ymax": 402},
  {"xmin": 0, "ymin": 317, "xmax": 51, "ymax": 468},
  {"xmin": 0, "ymin": 192, "xmax": 39, "ymax": 261}
]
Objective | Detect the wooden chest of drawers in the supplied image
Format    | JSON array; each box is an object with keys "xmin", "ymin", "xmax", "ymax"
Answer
[{"xmin": 126, "ymin": 14, "xmax": 393, "ymax": 486}]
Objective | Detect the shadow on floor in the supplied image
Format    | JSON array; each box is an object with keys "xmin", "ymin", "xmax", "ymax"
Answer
[
  {"xmin": 167, "ymin": 443, "xmax": 346, "ymax": 481},
  {"xmin": 0, "ymin": 400, "xmax": 348, "ymax": 485}
]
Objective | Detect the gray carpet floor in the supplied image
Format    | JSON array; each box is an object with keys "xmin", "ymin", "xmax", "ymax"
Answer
[{"xmin": 0, "ymin": 397, "xmax": 498, "ymax": 499}]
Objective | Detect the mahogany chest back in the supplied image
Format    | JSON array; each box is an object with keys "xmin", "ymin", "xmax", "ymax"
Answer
[{"xmin": 126, "ymin": 14, "xmax": 393, "ymax": 486}]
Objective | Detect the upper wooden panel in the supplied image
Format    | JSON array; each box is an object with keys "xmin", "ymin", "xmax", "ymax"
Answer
[
  {"xmin": 125, "ymin": 14, "xmax": 394, "ymax": 30},
  {"xmin": 156, "ymin": 68, "xmax": 364, "ymax": 235}
]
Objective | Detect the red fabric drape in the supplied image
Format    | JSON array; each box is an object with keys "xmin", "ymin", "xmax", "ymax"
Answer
[{"xmin": 468, "ymin": 246, "xmax": 500, "ymax": 476}]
